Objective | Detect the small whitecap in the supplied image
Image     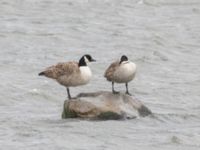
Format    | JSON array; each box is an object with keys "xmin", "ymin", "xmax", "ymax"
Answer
[
  {"xmin": 32, "ymin": 89, "xmax": 38, "ymax": 92},
  {"xmin": 137, "ymin": 0, "xmax": 144, "ymax": 4},
  {"xmin": 29, "ymin": 88, "xmax": 40, "ymax": 94}
]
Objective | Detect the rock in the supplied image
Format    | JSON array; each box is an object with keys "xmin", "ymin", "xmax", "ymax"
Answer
[{"xmin": 62, "ymin": 91, "xmax": 152, "ymax": 120}]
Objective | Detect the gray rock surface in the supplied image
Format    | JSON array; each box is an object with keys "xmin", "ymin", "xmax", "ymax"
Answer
[{"xmin": 62, "ymin": 91, "xmax": 152, "ymax": 120}]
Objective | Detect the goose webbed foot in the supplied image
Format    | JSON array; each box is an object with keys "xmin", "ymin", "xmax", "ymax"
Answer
[
  {"xmin": 68, "ymin": 95, "xmax": 72, "ymax": 100},
  {"xmin": 112, "ymin": 90, "xmax": 120, "ymax": 94},
  {"xmin": 112, "ymin": 82, "xmax": 119, "ymax": 94},
  {"xmin": 126, "ymin": 91, "xmax": 132, "ymax": 96}
]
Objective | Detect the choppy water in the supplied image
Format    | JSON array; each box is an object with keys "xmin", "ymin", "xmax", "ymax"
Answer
[{"xmin": 1, "ymin": 0, "xmax": 200, "ymax": 149}]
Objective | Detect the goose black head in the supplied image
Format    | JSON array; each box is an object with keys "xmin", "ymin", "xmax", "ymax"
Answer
[
  {"xmin": 119, "ymin": 55, "xmax": 128, "ymax": 64},
  {"xmin": 79, "ymin": 54, "xmax": 96, "ymax": 67}
]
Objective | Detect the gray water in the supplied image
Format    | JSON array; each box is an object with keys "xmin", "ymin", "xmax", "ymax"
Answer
[{"xmin": 1, "ymin": 0, "xmax": 200, "ymax": 149}]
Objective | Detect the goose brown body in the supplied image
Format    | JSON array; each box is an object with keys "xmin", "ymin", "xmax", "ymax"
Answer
[
  {"xmin": 104, "ymin": 55, "xmax": 136, "ymax": 95},
  {"xmin": 104, "ymin": 61, "xmax": 136, "ymax": 83},
  {"xmin": 39, "ymin": 54, "xmax": 95, "ymax": 99}
]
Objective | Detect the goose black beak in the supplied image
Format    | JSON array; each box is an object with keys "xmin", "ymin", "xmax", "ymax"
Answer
[{"xmin": 91, "ymin": 59, "xmax": 96, "ymax": 62}]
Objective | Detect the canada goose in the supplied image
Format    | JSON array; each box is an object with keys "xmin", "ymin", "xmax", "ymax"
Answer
[
  {"xmin": 39, "ymin": 54, "xmax": 96, "ymax": 99},
  {"xmin": 104, "ymin": 55, "xmax": 136, "ymax": 95}
]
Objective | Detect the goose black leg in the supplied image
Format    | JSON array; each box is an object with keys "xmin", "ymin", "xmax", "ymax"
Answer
[
  {"xmin": 112, "ymin": 82, "xmax": 119, "ymax": 94},
  {"xmin": 125, "ymin": 83, "xmax": 131, "ymax": 95},
  {"xmin": 66, "ymin": 87, "xmax": 72, "ymax": 99}
]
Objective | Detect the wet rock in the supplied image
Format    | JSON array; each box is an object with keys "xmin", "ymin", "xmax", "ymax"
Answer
[{"xmin": 62, "ymin": 91, "xmax": 152, "ymax": 120}]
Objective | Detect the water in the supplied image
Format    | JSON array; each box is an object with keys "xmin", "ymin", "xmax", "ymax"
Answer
[{"xmin": 0, "ymin": 0, "xmax": 200, "ymax": 149}]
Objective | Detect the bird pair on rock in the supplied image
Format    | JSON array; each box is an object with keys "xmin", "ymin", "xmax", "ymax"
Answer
[{"xmin": 39, "ymin": 54, "xmax": 137, "ymax": 99}]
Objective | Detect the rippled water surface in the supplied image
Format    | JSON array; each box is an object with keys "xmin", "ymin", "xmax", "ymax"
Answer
[{"xmin": 1, "ymin": 0, "xmax": 200, "ymax": 149}]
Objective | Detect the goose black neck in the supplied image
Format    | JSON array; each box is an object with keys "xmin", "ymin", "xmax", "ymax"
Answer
[{"xmin": 78, "ymin": 57, "xmax": 87, "ymax": 67}]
